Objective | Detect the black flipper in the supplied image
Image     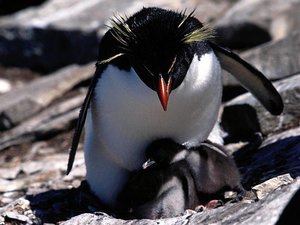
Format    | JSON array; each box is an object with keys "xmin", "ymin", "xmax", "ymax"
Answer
[
  {"xmin": 66, "ymin": 64, "xmax": 102, "ymax": 175},
  {"xmin": 210, "ymin": 42, "xmax": 284, "ymax": 115}
]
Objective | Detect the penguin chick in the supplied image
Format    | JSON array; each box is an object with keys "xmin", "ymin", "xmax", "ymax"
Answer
[
  {"xmin": 146, "ymin": 139, "xmax": 244, "ymax": 197},
  {"xmin": 117, "ymin": 156, "xmax": 198, "ymax": 219},
  {"xmin": 117, "ymin": 138, "xmax": 243, "ymax": 219},
  {"xmin": 188, "ymin": 140, "xmax": 244, "ymax": 196},
  {"xmin": 117, "ymin": 159, "xmax": 198, "ymax": 219}
]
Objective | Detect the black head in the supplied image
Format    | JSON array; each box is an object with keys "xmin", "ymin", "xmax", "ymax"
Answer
[
  {"xmin": 145, "ymin": 138, "xmax": 186, "ymax": 166},
  {"xmin": 98, "ymin": 7, "xmax": 214, "ymax": 111}
]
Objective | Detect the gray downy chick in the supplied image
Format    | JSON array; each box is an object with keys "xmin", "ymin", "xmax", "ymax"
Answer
[{"xmin": 117, "ymin": 138, "xmax": 243, "ymax": 219}]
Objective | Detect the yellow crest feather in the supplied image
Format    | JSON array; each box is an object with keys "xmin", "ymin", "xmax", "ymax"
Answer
[{"xmin": 182, "ymin": 24, "xmax": 215, "ymax": 44}]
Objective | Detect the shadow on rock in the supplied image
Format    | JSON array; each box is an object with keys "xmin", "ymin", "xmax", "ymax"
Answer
[
  {"xmin": 25, "ymin": 181, "xmax": 105, "ymax": 224},
  {"xmin": 234, "ymin": 135, "xmax": 300, "ymax": 189}
]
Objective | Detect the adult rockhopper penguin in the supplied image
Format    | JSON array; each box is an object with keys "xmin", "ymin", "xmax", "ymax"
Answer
[{"xmin": 67, "ymin": 7, "xmax": 283, "ymax": 206}]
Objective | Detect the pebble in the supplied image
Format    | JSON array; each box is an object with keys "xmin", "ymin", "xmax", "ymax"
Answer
[
  {"xmin": 0, "ymin": 166, "xmax": 21, "ymax": 180},
  {"xmin": 252, "ymin": 173, "xmax": 294, "ymax": 199},
  {"xmin": 0, "ymin": 79, "xmax": 11, "ymax": 94},
  {"xmin": 0, "ymin": 216, "xmax": 4, "ymax": 225},
  {"xmin": 4, "ymin": 211, "xmax": 29, "ymax": 222},
  {"xmin": 0, "ymin": 178, "xmax": 25, "ymax": 192},
  {"xmin": 21, "ymin": 161, "xmax": 43, "ymax": 175}
]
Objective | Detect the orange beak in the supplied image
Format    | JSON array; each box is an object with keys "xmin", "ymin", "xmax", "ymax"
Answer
[{"xmin": 157, "ymin": 75, "xmax": 172, "ymax": 111}]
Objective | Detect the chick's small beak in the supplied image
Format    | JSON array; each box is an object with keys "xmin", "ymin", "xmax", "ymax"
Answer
[{"xmin": 157, "ymin": 75, "xmax": 172, "ymax": 111}]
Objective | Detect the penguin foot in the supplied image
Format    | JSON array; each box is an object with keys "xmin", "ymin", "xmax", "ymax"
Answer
[
  {"xmin": 195, "ymin": 199, "xmax": 224, "ymax": 212},
  {"xmin": 206, "ymin": 199, "xmax": 224, "ymax": 208}
]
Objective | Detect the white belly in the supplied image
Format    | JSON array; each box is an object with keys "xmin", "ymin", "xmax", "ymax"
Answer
[{"xmin": 84, "ymin": 51, "xmax": 222, "ymax": 204}]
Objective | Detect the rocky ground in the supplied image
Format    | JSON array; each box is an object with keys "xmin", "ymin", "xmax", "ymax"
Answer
[{"xmin": 0, "ymin": 0, "xmax": 300, "ymax": 224}]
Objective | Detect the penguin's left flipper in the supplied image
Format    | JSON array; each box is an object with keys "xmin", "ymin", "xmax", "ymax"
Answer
[{"xmin": 210, "ymin": 43, "xmax": 284, "ymax": 115}]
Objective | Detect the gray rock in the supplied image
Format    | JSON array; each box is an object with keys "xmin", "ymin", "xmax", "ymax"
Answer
[
  {"xmin": 252, "ymin": 174, "xmax": 294, "ymax": 199},
  {"xmin": 0, "ymin": 166, "xmax": 21, "ymax": 180},
  {"xmin": 0, "ymin": 90, "xmax": 87, "ymax": 151},
  {"xmin": 0, "ymin": 62, "xmax": 93, "ymax": 130},
  {"xmin": 233, "ymin": 126, "xmax": 300, "ymax": 190},
  {"xmin": 223, "ymin": 31, "xmax": 300, "ymax": 86},
  {"xmin": 0, "ymin": 198, "xmax": 41, "ymax": 224},
  {"xmin": 0, "ymin": 27, "xmax": 99, "ymax": 72},
  {"xmin": 252, "ymin": 173, "xmax": 294, "ymax": 199},
  {"xmin": 215, "ymin": 22, "xmax": 271, "ymax": 50},
  {"xmin": 0, "ymin": 78, "xmax": 11, "ymax": 94},
  {"xmin": 270, "ymin": 2, "xmax": 300, "ymax": 41},
  {"xmin": 61, "ymin": 179, "xmax": 300, "ymax": 225},
  {"xmin": 0, "ymin": 0, "xmax": 144, "ymax": 72},
  {"xmin": 4, "ymin": 211, "xmax": 30, "ymax": 223},
  {"xmin": 0, "ymin": 178, "xmax": 25, "ymax": 192},
  {"xmin": 241, "ymin": 31, "xmax": 300, "ymax": 81},
  {"xmin": 0, "ymin": 0, "xmax": 238, "ymax": 72},
  {"xmin": 223, "ymin": 73, "xmax": 300, "ymax": 137},
  {"xmin": 214, "ymin": 0, "xmax": 300, "ymax": 31},
  {"xmin": 0, "ymin": 0, "xmax": 46, "ymax": 16}
]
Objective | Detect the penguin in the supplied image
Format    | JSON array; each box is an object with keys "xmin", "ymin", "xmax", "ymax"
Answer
[
  {"xmin": 66, "ymin": 7, "xmax": 283, "ymax": 206},
  {"xmin": 117, "ymin": 138, "xmax": 243, "ymax": 219}
]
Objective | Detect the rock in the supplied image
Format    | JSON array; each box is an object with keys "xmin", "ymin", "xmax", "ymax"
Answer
[
  {"xmin": 0, "ymin": 91, "xmax": 85, "ymax": 151},
  {"xmin": 4, "ymin": 211, "xmax": 30, "ymax": 223},
  {"xmin": 0, "ymin": 0, "xmax": 137, "ymax": 72},
  {"xmin": 214, "ymin": 0, "xmax": 300, "ymax": 31},
  {"xmin": 1, "ymin": 191, "xmax": 23, "ymax": 205},
  {"xmin": 0, "ymin": 0, "xmax": 245, "ymax": 74},
  {"xmin": 0, "ymin": 78, "xmax": 11, "ymax": 94},
  {"xmin": 0, "ymin": 27, "xmax": 99, "ymax": 72},
  {"xmin": 0, "ymin": 62, "xmax": 93, "ymax": 131},
  {"xmin": 221, "ymin": 105, "xmax": 261, "ymax": 143},
  {"xmin": 60, "ymin": 179, "xmax": 300, "ymax": 225},
  {"xmin": 0, "ymin": 0, "xmax": 237, "ymax": 72},
  {"xmin": 223, "ymin": 31, "xmax": 300, "ymax": 86},
  {"xmin": 241, "ymin": 31, "xmax": 300, "ymax": 81},
  {"xmin": 0, "ymin": 198, "xmax": 40, "ymax": 224},
  {"xmin": 0, "ymin": 0, "xmax": 46, "ymax": 16},
  {"xmin": 0, "ymin": 166, "xmax": 21, "ymax": 180},
  {"xmin": 21, "ymin": 161, "xmax": 44, "ymax": 175},
  {"xmin": 270, "ymin": 2, "xmax": 300, "ymax": 41},
  {"xmin": 61, "ymin": 212, "xmax": 191, "ymax": 225},
  {"xmin": 0, "ymin": 178, "xmax": 26, "ymax": 193},
  {"xmin": 182, "ymin": 0, "xmax": 234, "ymax": 22},
  {"xmin": 223, "ymin": 73, "xmax": 300, "ymax": 138},
  {"xmin": 276, "ymin": 187, "xmax": 300, "ymax": 225},
  {"xmin": 234, "ymin": 126, "xmax": 300, "ymax": 189},
  {"xmin": 215, "ymin": 22, "xmax": 271, "ymax": 50},
  {"xmin": 252, "ymin": 174, "xmax": 294, "ymax": 199}
]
